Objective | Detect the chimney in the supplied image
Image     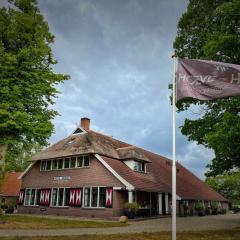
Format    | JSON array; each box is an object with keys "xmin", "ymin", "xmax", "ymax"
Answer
[{"xmin": 80, "ymin": 117, "xmax": 90, "ymax": 130}]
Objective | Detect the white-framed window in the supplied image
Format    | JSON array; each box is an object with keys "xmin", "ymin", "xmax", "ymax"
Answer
[
  {"xmin": 83, "ymin": 186, "xmax": 106, "ymax": 208},
  {"xmin": 24, "ymin": 188, "xmax": 40, "ymax": 206},
  {"xmin": 77, "ymin": 155, "xmax": 90, "ymax": 168},
  {"xmin": 51, "ymin": 187, "xmax": 70, "ymax": 207},
  {"xmin": 134, "ymin": 161, "xmax": 146, "ymax": 172},
  {"xmin": 70, "ymin": 157, "xmax": 76, "ymax": 168},
  {"xmin": 52, "ymin": 159, "xmax": 58, "ymax": 170},
  {"xmin": 40, "ymin": 160, "xmax": 51, "ymax": 171},
  {"xmin": 40, "ymin": 155, "xmax": 90, "ymax": 171}
]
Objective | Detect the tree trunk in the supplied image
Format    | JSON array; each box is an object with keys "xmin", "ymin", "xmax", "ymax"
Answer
[{"xmin": 0, "ymin": 144, "xmax": 8, "ymax": 219}]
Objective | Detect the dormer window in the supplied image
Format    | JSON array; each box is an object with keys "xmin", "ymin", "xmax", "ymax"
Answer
[
  {"xmin": 73, "ymin": 128, "xmax": 83, "ymax": 134},
  {"xmin": 134, "ymin": 161, "xmax": 146, "ymax": 173}
]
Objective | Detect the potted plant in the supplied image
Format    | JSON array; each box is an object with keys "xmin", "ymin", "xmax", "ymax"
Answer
[
  {"xmin": 195, "ymin": 201, "xmax": 205, "ymax": 216},
  {"xmin": 211, "ymin": 201, "xmax": 218, "ymax": 215},
  {"xmin": 124, "ymin": 202, "xmax": 139, "ymax": 219},
  {"xmin": 183, "ymin": 201, "xmax": 189, "ymax": 216},
  {"xmin": 5, "ymin": 198, "xmax": 16, "ymax": 214}
]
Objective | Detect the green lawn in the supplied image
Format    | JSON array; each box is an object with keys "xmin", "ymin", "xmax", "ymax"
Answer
[
  {"xmin": 0, "ymin": 230, "xmax": 240, "ymax": 240},
  {"xmin": 0, "ymin": 215, "xmax": 126, "ymax": 229}
]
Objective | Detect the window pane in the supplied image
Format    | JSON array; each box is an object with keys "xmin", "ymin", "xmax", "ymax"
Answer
[
  {"xmin": 64, "ymin": 158, "xmax": 70, "ymax": 169},
  {"xmin": 84, "ymin": 188, "xmax": 90, "ymax": 207},
  {"xmin": 58, "ymin": 188, "xmax": 64, "ymax": 206},
  {"xmin": 83, "ymin": 156, "xmax": 89, "ymax": 167},
  {"xmin": 30, "ymin": 189, "xmax": 36, "ymax": 205},
  {"xmin": 51, "ymin": 188, "xmax": 58, "ymax": 206},
  {"xmin": 24, "ymin": 189, "xmax": 31, "ymax": 205},
  {"xmin": 70, "ymin": 157, "xmax": 76, "ymax": 168},
  {"xmin": 52, "ymin": 160, "xmax": 58, "ymax": 170},
  {"xmin": 36, "ymin": 189, "xmax": 41, "ymax": 205},
  {"xmin": 99, "ymin": 187, "xmax": 106, "ymax": 207},
  {"xmin": 141, "ymin": 163, "xmax": 145, "ymax": 172},
  {"xmin": 46, "ymin": 161, "xmax": 51, "ymax": 170},
  {"xmin": 77, "ymin": 156, "xmax": 83, "ymax": 167},
  {"xmin": 58, "ymin": 159, "xmax": 63, "ymax": 169},
  {"xmin": 91, "ymin": 187, "xmax": 98, "ymax": 207},
  {"xmin": 64, "ymin": 188, "xmax": 70, "ymax": 206},
  {"xmin": 41, "ymin": 161, "xmax": 47, "ymax": 171}
]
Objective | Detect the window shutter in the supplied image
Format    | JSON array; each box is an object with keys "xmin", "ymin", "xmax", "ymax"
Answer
[
  {"xmin": 105, "ymin": 187, "xmax": 113, "ymax": 208},
  {"xmin": 40, "ymin": 190, "xmax": 45, "ymax": 205},
  {"xmin": 18, "ymin": 189, "xmax": 25, "ymax": 205},
  {"xmin": 44, "ymin": 189, "xmax": 51, "ymax": 205},
  {"xmin": 69, "ymin": 189, "xmax": 76, "ymax": 206},
  {"xmin": 75, "ymin": 188, "xmax": 82, "ymax": 207}
]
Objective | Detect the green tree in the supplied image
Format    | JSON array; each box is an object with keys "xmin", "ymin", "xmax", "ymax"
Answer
[
  {"xmin": 206, "ymin": 172, "xmax": 240, "ymax": 206},
  {"xmin": 4, "ymin": 142, "xmax": 42, "ymax": 172},
  {"xmin": 0, "ymin": 0, "xmax": 69, "ymax": 171},
  {"xmin": 174, "ymin": 0, "xmax": 240, "ymax": 176}
]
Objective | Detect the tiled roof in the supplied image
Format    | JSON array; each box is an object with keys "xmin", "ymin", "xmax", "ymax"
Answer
[
  {"xmin": 0, "ymin": 172, "xmax": 22, "ymax": 197},
  {"xmin": 102, "ymin": 150, "xmax": 227, "ymax": 201},
  {"xmin": 31, "ymin": 130, "xmax": 227, "ymax": 201}
]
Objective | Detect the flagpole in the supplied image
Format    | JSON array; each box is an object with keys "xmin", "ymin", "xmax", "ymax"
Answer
[{"xmin": 172, "ymin": 55, "xmax": 177, "ymax": 240}]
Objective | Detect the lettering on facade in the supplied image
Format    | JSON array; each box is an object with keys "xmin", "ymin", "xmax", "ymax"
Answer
[{"xmin": 53, "ymin": 176, "xmax": 71, "ymax": 181}]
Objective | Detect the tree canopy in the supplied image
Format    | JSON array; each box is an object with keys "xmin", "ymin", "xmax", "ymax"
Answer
[
  {"xmin": 0, "ymin": 0, "xmax": 69, "ymax": 170},
  {"xmin": 206, "ymin": 172, "xmax": 240, "ymax": 206},
  {"xmin": 174, "ymin": 0, "xmax": 240, "ymax": 177}
]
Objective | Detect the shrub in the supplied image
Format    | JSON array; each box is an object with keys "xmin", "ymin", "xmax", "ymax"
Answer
[{"xmin": 124, "ymin": 202, "xmax": 139, "ymax": 212}]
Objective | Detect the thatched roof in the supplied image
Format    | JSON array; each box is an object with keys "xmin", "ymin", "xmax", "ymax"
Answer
[{"xmin": 32, "ymin": 130, "xmax": 150, "ymax": 162}]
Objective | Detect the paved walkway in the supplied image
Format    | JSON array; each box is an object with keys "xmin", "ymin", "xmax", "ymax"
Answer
[{"xmin": 0, "ymin": 213, "xmax": 239, "ymax": 237}]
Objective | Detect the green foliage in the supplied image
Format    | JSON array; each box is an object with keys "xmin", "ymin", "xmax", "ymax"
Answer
[
  {"xmin": 0, "ymin": 0, "xmax": 69, "ymax": 163},
  {"xmin": 4, "ymin": 142, "xmax": 42, "ymax": 172},
  {"xmin": 124, "ymin": 202, "xmax": 139, "ymax": 212},
  {"xmin": 206, "ymin": 172, "xmax": 240, "ymax": 206},
  {"xmin": 194, "ymin": 201, "xmax": 204, "ymax": 212},
  {"xmin": 174, "ymin": 0, "xmax": 240, "ymax": 176},
  {"xmin": 211, "ymin": 201, "xmax": 219, "ymax": 211}
]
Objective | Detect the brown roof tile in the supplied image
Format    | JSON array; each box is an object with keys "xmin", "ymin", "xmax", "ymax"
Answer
[{"xmin": 0, "ymin": 172, "xmax": 22, "ymax": 197}]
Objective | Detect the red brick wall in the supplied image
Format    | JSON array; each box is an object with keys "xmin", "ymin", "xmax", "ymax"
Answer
[
  {"xmin": 19, "ymin": 155, "xmax": 126, "ymax": 218},
  {"xmin": 21, "ymin": 156, "xmax": 124, "ymax": 188}
]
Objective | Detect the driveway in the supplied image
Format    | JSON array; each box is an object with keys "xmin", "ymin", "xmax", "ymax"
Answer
[{"xmin": 0, "ymin": 213, "xmax": 239, "ymax": 237}]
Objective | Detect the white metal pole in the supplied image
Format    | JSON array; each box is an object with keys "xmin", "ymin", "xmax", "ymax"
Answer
[{"xmin": 172, "ymin": 56, "xmax": 177, "ymax": 240}]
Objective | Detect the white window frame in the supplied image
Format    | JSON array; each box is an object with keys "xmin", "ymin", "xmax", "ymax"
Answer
[
  {"xmin": 24, "ymin": 188, "xmax": 39, "ymax": 206},
  {"xmin": 82, "ymin": 186, "xmax": 106, "ymax": 209},
  {"xmin": 39, "ymin": 155, "xmax": 90, "ymax": 171},
  {"xmin": 134, "ymin": 161, "xmax": 146, "ymax": 173},
  {"xmin": 50, "ymin": 187, "xmax": 70, "ymax": 208}
]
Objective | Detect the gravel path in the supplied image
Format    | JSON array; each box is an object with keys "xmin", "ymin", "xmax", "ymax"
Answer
[{"xmin": 0, "ymin": 213, "xmax": 239, "ymax": 237}]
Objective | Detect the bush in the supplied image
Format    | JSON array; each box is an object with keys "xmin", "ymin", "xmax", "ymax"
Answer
[
  {"xmin": 195, "ymin": 202, "xmax": 205, "ymax": 216},
  {"xmin": 1, "ymin": 204, "xmax": 8, "ymax": 210},
  {"xmin": 211, "ymin": 201, "xmax": 219, "ymax": 215},
  {"xmin": 124, "ymin": 202, "xmax": 139, "ymax": 212},
  {"xmin": 219, "ymin": 208, "xmax": 227, "ymax": 214}
]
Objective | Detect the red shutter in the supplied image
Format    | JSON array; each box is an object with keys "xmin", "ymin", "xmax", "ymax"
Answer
[
  {"xmin": 105, "ymin": 188, "xmax": 113, "ymax": 208},
  {"xmin": 75, "ymin": 189, "xmax": 82, "ymax": 207},
  {"xmin": 44, "ymin": 189, "xmax": 51, "ymax": 205},
  {"xmin": 40, "ymin": 190, "xmax": 45, "ymax": 205},
  {"xmin": 18, "ymin": 189, "xmax": 25, "ymax": 205},
  {"xmin": 69, "ymin": 189, "xmax": 76, "ymax": 206}
]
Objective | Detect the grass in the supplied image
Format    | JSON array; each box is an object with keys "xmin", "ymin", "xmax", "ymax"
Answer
[
  {"xmin": 0, "ymin": 230, "xmax": 240, "ymax": 240},
  {"xmin": 0, "ymin": 215, "xmax": 126, "ymax": 229}
]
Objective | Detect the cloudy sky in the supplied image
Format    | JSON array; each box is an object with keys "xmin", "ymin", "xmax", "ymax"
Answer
[{"xmin": 5, "ymin": 0, "xmax": 215, "ymax": 179}]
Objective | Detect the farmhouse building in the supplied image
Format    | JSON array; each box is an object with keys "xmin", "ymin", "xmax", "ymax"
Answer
[{"xmin": 18, "ymin": 117, "xmax": 228, "ymax": 218}]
